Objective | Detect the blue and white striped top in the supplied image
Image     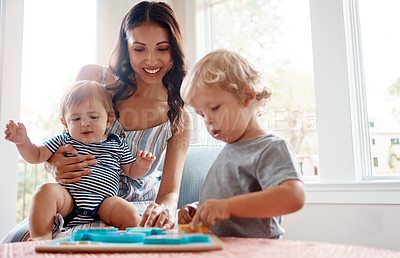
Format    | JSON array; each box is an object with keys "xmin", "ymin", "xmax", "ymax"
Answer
[
  {"xmin": 107, "ymin": 119, "xmax": 172, "ymax": 215},
  {"xmin": 44, "ymin": 132, "xmax": 136, "ymax": 199},
  {"xmin": 100, "ymin": 66, "xmax": 173, "ymax": 215}
]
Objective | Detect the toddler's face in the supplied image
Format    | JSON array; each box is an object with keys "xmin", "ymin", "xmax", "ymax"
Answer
[
  {"xmin": 191, "ymin": 86, "xmax": 253, "ymax": 143},
  {"xmin": 62, "ymin": 98, "xmax": 110, "ymax": 144}
]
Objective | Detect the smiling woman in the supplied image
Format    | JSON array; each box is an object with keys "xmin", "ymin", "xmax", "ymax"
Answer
[{"xmin": 125, "ymin": 23, "xmax": 173, "ymax": 81}]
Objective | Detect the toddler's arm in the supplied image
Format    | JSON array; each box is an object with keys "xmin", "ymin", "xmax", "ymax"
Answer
[
  {"xmin": 4, "ymin": 120, "xmax": 52, "ymax": 164},
  {"xmin": 121, "ymin": 150, "xmax": 156, "ymax": 179},
  {"xmin": 190, "ymin": 179, "xmax": 305, "ymax": 229}
]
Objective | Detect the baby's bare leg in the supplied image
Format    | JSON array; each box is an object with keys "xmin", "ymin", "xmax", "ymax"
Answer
[
  {"xmin": 29, "ymin": 183, "xmax": 73, "ymax": 240},
  {"xmin": 98, "ymin": 196, "xmax": 141, "ymax": 229}
]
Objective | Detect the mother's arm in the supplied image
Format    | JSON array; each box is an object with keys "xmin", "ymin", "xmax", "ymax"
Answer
[
  {"xmin": 45, "ymin": 144, "xmax": 97, "ymax": 184},
  {"xmin": 139, "ymin": 108, "xmax": 193, "ymax": 230}
]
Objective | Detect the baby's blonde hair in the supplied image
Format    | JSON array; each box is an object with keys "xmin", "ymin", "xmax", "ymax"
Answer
[
  {"xmin": 181, "ymin": 49, "xmax": 271, "ymax": 106},
  {"xmin": 59, "ymin": 80, "xmax": 115, "ymax": 120}
]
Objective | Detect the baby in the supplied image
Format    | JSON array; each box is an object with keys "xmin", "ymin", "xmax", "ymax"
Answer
[
  {"xmin": 178, "ymin": 49, "xmax": 305, "ymax": 238},
  {"xmin": 5, "ymin": 80, "xmax": 155, "ymax": 240}
]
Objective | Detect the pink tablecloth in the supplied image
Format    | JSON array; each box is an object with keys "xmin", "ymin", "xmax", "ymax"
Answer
[{"xmin": 1, "ymin": 237, "xmax": 399, "ymax": 258}]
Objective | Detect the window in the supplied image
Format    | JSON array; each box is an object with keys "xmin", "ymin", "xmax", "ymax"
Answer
[
  {"xmin": 391, "ymin": 139, "xmax": 400, "ymax": 145},
  {"xmin": 15, "ymin": 0, "xmax": 96, "ymax": 223},
  {"xmin": 373, "ymin": 157, "xmax": 379, "ymax": 168},
  {"xmin": 207, "ymin": 0, "xmax": 318, "ymax": 176},
  {"xmin": 359, "ymin": 0, "xmax": 400, "ymax": 176},
  {"xmin": 195, "ymin": 0, "xmax": 400, "ymax": 204}
]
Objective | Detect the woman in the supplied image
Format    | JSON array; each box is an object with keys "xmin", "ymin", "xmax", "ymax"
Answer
[{"xmin": 3, "ymin": 1, "xmax": 191, "ymax": 242}]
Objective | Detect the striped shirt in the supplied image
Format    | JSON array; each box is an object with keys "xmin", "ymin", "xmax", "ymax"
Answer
[
  {"xmin": 44, "ymin": 132, "xmax": 135, "ymax": 226},
  {"xmin": 100, "ymin": 65, "xmax": 173, "ymax": 215},
  {"xmin": 107, "ymin": 119, "xmax": 172, "ymax": 215}
]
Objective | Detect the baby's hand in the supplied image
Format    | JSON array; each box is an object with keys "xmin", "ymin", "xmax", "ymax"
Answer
[
  {"xmin": 135, "ymin": 150, "xmax": 156, "ymax": 171},
  {"xmin": 4, "ymin": 120, "xmax": 28, "ymax": 144},
  {"xmin": 190, "ymin": 199, "xmax": 231, "ymax": 230}
]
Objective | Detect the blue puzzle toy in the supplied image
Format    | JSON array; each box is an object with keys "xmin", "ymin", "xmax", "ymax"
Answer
[{"xmin": 35, "ymin": 227, "xmax": 223, "ymax": 253}]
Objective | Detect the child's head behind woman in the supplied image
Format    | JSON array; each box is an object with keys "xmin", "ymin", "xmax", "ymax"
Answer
[{"xmin": 59, "ymin": 80, "xmax": 115, "ymax": 144}]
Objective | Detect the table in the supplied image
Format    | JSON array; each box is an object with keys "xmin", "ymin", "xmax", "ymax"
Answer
[{"xmin": 1, "ymin": 237, "xmax": 399, "ymax": 258}]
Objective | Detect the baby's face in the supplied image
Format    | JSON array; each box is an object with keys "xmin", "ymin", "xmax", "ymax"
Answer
[
  {"xmin": 191, "ymin": 86, "xmax": 253, "ymax": 143},
  {"xmin": 62, "ymin": 98, "xmax": 110, "ymax": 144}
]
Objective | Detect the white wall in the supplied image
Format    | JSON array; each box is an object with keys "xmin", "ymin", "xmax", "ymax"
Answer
[
  {"xmin": 95, "ymin": 0, "xmax": 192, "ymax": 66},
  {"xmin": 171, "ymin": 0, "xmax": 196, "ymax": 67},
  {"xmin": 96, "ymin": 0, "xmax": 139, "ymax": 64},
  {"xmin": 0, "ymin": 0, "xmax": 24, "ymax": 240},
  {"xmin": 283, "ymin": 204, "xmax": 400, "ymax": 251}
]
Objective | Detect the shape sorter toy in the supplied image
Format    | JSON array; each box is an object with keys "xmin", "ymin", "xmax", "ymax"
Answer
[{"xmin": 35, "ymin": 226, "xmax": 223, "ymax": 253}]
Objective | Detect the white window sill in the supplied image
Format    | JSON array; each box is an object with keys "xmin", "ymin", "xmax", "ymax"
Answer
[{"xmin": 305, "ymin": 181, "xmax": 400, "ymax": 204}]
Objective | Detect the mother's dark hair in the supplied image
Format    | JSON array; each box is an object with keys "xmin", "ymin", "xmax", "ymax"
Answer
[{"xmin": 108, "ymin": 1, "xmax": 186, "ymax": 133}]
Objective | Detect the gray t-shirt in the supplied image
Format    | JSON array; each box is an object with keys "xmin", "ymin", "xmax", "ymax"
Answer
[{"xmin": 199, "ymin": 134, "xmax": 303, "ymax": 238}]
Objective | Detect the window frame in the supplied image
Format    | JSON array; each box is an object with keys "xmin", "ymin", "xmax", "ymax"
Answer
[
  {"xmin": 0, "ymin": 0, "xmax": 24, "ymax": 238},
  {"xmin": 197, "ymin": 0, "xmax": 400, "ymax": 204},
  {"xmin": 0, "ymin": 0, "xmax": 98, "ymax": 233}
]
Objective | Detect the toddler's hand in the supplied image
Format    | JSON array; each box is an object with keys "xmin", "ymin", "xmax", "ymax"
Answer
[
  {"xmin": 178, "ymin": 204, "xmax": 197, "ymax": 224},
  {"xmin": 4, "ymin": 120, "xmax": 28, "ymax": 144},
  {"xmin": 190, "ymin": 199, "xmax": 231, "ymax": 229},
  {"xmin": 135, "ymin": 150, "xmax": 156, "ymax": 170}
]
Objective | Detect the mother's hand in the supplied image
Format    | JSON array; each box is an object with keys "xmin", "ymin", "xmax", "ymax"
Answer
[
  {"xmin": 138, "ymin": 203, "xmax": 175, "ymax": 230},
  {"xmin": 45, "ymin": 144, "xmax": 97, "ymax": 184}
]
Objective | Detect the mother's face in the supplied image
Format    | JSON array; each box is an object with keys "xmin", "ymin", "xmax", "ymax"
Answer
[{"xmin": 126, "ymin": 23, "xmax": 173, "ymax": 86}]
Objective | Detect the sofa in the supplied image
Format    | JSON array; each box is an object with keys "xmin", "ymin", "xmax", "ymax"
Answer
[
  {"xmin": 1, "ymin": 145, "xmax": 224, "ymax": 243},
  {"xmin": 163, "ymin": 145, "xmax": 224, "ymax": 208}
]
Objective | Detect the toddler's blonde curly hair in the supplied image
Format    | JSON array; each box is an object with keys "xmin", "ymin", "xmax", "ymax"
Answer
[{"xmin": 181, "ymin": 49, "xmax": 271, "ymax": 106}]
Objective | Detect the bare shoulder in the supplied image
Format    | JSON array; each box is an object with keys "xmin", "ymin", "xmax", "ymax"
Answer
[
  {"xmin": 181, "ymin": 107, "xmax": 193, "ymax": 131},
  {"xmin": 75, "ymin": 64, "xmax": 104, "ymax": 81},
  {"xmin": 163, "ymin": 108, "xmax": 192, "ymax": 168},
  {"xmin": 174, "ymin": 107, "xmax": 193, "ymax": 142},
  {"xmin": 167, "ymin": 107, "xmax": 193, "ymax": 148}
]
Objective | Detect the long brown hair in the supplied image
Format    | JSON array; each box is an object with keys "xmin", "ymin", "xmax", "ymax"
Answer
[{"xmin": 108, "ymin": 1, "xmax": 186, "ymax": 133}]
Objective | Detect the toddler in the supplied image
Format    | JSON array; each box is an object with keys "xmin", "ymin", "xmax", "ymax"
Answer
[
  {"xmin": 5, "ymin": 80, "xmax": 155, "ymax": 240},
  {"xmin": 178, "ymin": 49, "xmax": 305, "ymax": 238}
]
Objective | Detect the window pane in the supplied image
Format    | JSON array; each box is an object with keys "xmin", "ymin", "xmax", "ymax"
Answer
[
  {"xmin": 359, "ymin": 0, "xmax": 400, "ymax": 175},
  {"xmin": 17, "ymin": 0, "xmax": 96, "ymax": 223},
  {"xmin": 210, "ymin": 0, "xmax": 318, "ymax": 176}
]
